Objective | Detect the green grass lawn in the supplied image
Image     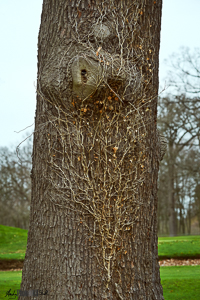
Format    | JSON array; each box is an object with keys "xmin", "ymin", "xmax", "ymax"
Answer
[
  {"xmin": 0, "ymin": 225, "xmax": 27, "ymax": 260},
  {"xmin": 0, "ymin": 271, "xmax": 22, "ymax": 300},
  {"xmin": 161, "ymin": 266, "xmax": 200, "ymax": 300},
  {"xmin": 0, "ymin": 225, "xmax": 200, "ymax": 261},
  {"xmin": 0, "ymin": 267, "xmax": 199, "ymax": 300},
  {"xmin": 158, "ymin": 235, "xmax": 200, "ymax": 259},
  {"xmin": 0, "ymin": 225, "xmax": 200, "ymax": 299}
]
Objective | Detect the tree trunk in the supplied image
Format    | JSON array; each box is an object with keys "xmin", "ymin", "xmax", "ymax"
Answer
[
  {"xmin": 187, "ymin": 201, "xmax": 192, "ymax": 235},
  {"xmin": 19, "ymin": 1, "xmax": 164, "ymax": 299},
  {"xmin": 168, "ymin": 144, "xmax": 177, "ymax": 237},
  {"xmin": 179, "ymin": 204, "xmax": 185, "ymax": 235}
]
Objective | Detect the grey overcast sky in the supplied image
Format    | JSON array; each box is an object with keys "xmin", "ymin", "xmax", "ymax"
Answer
[{"xmin": 0, "ymin": 0, "xmax": 200, "ymax": 147}]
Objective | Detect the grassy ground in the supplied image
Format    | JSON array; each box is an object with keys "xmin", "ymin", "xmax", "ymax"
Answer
[
  {"xmin": 0, "ymin": 225, "xmax": 27, "ymax": 260},
  {"xmin": 0, "ymin": 267, "xmax": 199, "ymax": 300},
  {"xmin": 158, "ymin": 235, "xmax": 200, "ymax": 259},
  {"xmin": 0, "ymin": 225, "xmax": 200, "ymax": 260},
  {"xmin": 0, "ymin": 271, "xmax": 22, "ymax": 300},
  {"xmin": 0, "ymin": 225, "xmax": 200, "ymax": 299},
  {"xmin": 161, "ymin": 265, "xmax": 200, "ymax": 300}
]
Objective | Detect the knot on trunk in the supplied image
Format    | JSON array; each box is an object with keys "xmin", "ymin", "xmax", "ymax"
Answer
[{"xmin": 72, "ymin": 50, "xmax": 141, "ymax": 101}]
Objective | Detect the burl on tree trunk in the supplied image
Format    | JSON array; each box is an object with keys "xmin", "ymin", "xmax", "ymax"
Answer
[{"xmin": 19, "ymin": 1, "xmax": 165, "ymax": 299}]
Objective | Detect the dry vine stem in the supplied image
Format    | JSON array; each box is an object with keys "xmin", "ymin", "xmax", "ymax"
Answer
[{"xmin": 36, "ymin": 0, "xmax": 162, "ymax": 295}]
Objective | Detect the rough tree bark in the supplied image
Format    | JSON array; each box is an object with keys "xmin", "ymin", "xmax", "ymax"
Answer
[{"xmin": 19, "ymin": 0, "xmax": 164, "ymax": 299}]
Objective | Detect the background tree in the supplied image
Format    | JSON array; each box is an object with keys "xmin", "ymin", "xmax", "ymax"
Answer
[
  {"xmin": 157, "ymin": 46, "xmax": 200, "ymax": 236},
  {"xmin": 194, "ymin": 183, "xmax": 200, "ymax": 230},
  {"xmin": 158, "ymin": 94, "xmax": 200, "ymax": 236},
  {"xmin": 180, "ymin": 147, "xmax": 200, "ymax": 234},
  {"xmin": 166, "ymin": 47, "xmax": 200, "ymax": 96},
  {"xmin": 158, "ymin": 132, "xmax": 200, "ymax": 236},
  {"xmin": 0, "ymin": 137, "xmax": 32, "ymax": 229},
  {"xmin": 19, "ymin": 1, "xmax": 164, "ymax": 299}
]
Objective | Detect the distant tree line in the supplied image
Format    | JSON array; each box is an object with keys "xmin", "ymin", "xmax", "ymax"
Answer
[
  {"xmin": 158, "ymin": 48, "xmax": 200, "ymax": 236},
  {"xmin": 0, "ymin": 137, "xmax": 32, "ymax": 229},
  {"xmin": 157, "ymin": 94, "xmax": 200, "ymax": 236},
  {"xmin": 0, "ymin": 48, "xmax": 200, "ymax": 235}
]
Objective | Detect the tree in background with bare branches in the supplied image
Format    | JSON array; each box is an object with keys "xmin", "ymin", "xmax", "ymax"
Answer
[
  {"xmin": 158, "ymin": 47, "xmax": 200, "ymax": 236},
  {"xmin": 0, "ymin": 137, "xmax": 32, "ymax": 229}
]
